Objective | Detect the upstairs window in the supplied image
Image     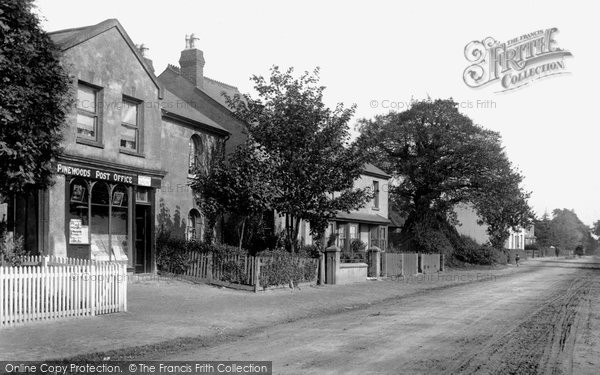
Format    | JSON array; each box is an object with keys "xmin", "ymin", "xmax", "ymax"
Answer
[
  {"xmin": 120, "ymin": 98, "xmax": 140, "ymax": 152},
  {"xmin": 372, "ymin": 181, "xmax": 380, "ymax": 209},
  {"xmin": 76, "ymin": 82, "xmax": 100, "ymax": 141},
  {"xmin": 188, "ymin": 135, "xmax": 204, "ymax": 175}
]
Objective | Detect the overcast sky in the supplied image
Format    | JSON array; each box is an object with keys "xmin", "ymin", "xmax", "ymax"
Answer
[{"xmin": 35, "ymin": 0, "xmax": 600, "ymax": 225}]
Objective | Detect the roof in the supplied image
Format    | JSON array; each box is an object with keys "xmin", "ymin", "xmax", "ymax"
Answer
[
  {"xmin": 158, "ymin": 66, "xmax": 247, "ymax": 130},
  {"xmin": 161, "ymin": 89, "xmax": 229, "ymax": 136},
  {"xmin": 388, "ymin": 208, "xmax": 406, "ymax": 228},
  {"xmin": 202, "ymin": 76, "xmax": 242, "ymax": 109},
  {"xmin": 334, "ymin": 212, "xmax": 391, "ymax": 225},
  {"xmin": 161, "ymin": 64, "xmax": 242, "ymax": 110},
  {"xmin": 362, "ymin": 163, "xmax": 390, "ymax": 179},
  {"xmin": 48, "ymin": 19, "xmax": 161, "ymax": 98}
]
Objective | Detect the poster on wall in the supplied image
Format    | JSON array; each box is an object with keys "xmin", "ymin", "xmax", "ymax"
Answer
[
  {"xmin": 69, "ymin": 218, "xmax": 89, "ymax": 244},
  {"xmin": 71, "ymin": 184, "xmax": 85, "ymax": 202},
  {"xmin": 112, "ymin": 191, "xmax": 125, "ymax": 206}
]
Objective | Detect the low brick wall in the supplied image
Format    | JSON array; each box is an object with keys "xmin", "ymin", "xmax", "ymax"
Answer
[{"xmin": 337, "ymin": 263, "xmax": 368, "ymax": 284}]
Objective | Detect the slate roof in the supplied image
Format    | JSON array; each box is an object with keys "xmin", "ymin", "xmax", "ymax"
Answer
[
  {"xmin": 202, "ymin": 76, "xmax": 242, "ymax": 109},
  {"xmin": 362, "ymin": 163, "xmax": 391, "ymax": 179},
  {"xmin": 161, "ymin": 89, "xmax": 229, "ymax": 135},
  {"xmin": 158, "ymin": 66, "xmax": 247, "ymax": 133}
]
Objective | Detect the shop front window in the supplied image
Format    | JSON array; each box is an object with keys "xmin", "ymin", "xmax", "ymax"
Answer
[
  {"xmin": 68, "ymin": 178, "xmax": 90, "ymax": 245},
  {"xmin": 91, "ymin": 182, "xmax": 110, "ymax": 260},
  {"xmin": 66, "ymin": 175, "xmax": 139, "ymax": 265},
  {"xmin": 111, "ymin": 184, "xmax": 129, "ymax": 261}
]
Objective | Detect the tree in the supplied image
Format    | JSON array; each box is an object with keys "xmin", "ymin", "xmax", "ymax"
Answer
[
  {"xmin": 192, "ymin": 141, "xmax": 279, "ymax": 249},
  {"xmin": 549, "ymin": 209, "xmax": 596, "ymax": 253},
  {"xmin": 357, "ymin": 98, "xmax": 532, "ymax": 252},
  {"xmin": 226, "ymin": 67, "xmax": 371, "ymax": 251},
  {"xmin": 592, "ymin": 219, "xmax": 600, "ymax": 237},
  {"xmin": 472, "ymin": 166, "xmax": 534, "ymax": 249},
  {"xmin": 534, "ymin": 211, "xmax": 553, "ymax": 247},
  {"xmin": 0, "ymin": 0, "xmax": 72, "ymax": 197}
]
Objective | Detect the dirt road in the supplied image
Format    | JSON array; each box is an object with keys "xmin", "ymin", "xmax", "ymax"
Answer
[{"xmin": 159, "ymin": 257, "xmax": 600, "ymax": 374}]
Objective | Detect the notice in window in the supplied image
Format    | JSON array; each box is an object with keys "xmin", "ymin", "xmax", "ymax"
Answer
[
  {"xmin": 91, "ymin": 234, "xmax": 110, "ymax": 261},
  {"xmin": 69, "ymin": 218, "xmax": 89, "ymax": 244}
]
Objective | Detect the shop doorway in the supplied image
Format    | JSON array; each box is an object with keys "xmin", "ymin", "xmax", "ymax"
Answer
[{"xmin": 135, "ymin": 205, "xmax": 151, "ymax": 273}]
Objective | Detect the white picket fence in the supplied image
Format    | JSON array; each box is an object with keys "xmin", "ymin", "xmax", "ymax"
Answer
[{"xmin": 0, "ymin": 256, "xmax": 127, "ymax": 327}]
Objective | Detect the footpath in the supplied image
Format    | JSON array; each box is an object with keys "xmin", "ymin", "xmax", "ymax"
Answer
[{"xmin": 0, "ymin": 258, "xmax": 563, "ymax": 361}]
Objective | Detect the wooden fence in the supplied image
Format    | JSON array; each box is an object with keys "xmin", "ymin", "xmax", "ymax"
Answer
[
  {"xmin": 381, "ymin": 253, "xmax": 441, "ymax": 277},
  {"xmin": 1, "ymin": 256, "xmax": 127, "ymax": 327},
  {"xmin": 381, "ymin": 253, "xmax": 403, "ymax": 277},
  {"xmin": 167, "ymin": 251, "xmax": 317, "ymax": 291}
]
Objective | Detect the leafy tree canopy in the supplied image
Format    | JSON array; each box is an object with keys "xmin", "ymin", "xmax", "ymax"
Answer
[
  {"xmin": 192, "ymin": 140, "xmax": 279, "ymax": 248},
  {"xmin": 224, "ymin": 66, "xmax": 372, "ymax": 250},
  {"xmin": 357, "ymin": 98, "xmax": 533, "ymax": 252},
  {"xmin": 547, "ymin": 209, "xmax": 597, "ymax": 253},
  {"xmin": 0, "ymin": 0, "xmax": 72, "ymax": 197}
]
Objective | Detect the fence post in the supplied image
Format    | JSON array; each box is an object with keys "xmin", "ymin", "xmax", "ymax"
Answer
[
  {"xmin": 368, "ymin": 247, "xmax": 381, "ymax": 278},
  {"xmin": 122, "ymin": 263, "xmax": 128, "ymax": 312},
  {"xmin": 253, "ymin": 257, "xmax": 260, "ymax": 293},
  {"xmin": 325, "ymin": 246, "xmax": 340, "ymax": 285},
  {"xmin": 207, "ymin": 253, "xmax": 213, "ymax": 282},
  {"xmin": 318, "ymin": 251, "xmax": 325, "ymax": 286},
  {"xmin": 0, "ymin": 266, "xmax": 4, "ymax": 327}
]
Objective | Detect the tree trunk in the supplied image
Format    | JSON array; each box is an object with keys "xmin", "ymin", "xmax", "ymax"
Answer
[
  {"xmin": 238, "ymin": 217, "xmax": 247, "ymax": 250},
  {"xmin": 293, "ymin": 217, "xmax": 302, "ymax": 252}
]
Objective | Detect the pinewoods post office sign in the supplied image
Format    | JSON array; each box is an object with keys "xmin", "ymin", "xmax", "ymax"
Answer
[
  {"xmin": 55, "ymin": 162, "xmax": 160, "ymax": 187},
  {"xmin": 463, "ymin": 28, "xmax": 573, "ymax": 92}
]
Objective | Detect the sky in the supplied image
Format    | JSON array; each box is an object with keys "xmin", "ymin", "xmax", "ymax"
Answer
[{"xmin": 34, "ymin": 0, "xmax": 600, "ymax": 225}]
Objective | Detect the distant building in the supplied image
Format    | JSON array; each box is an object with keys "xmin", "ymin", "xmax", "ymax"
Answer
[
  {"xmin": 454, "ymin": 203, "xmax": 526, "ymax": 250},
  {"xmin": 524, "ymin": 225, "xmax": 536, "ymax": 246},
  {"xmin": 280, "ymin": 164, "xmax": 391, "ymax": 251}
]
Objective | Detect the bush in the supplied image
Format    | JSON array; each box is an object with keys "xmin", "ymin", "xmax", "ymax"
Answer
[
  {"xmin": 156, "ymin": 230, "xmax": 247, "ymax": 274},
  {"xmin": 524, "ymin": 243, "xmax": 539, "ymax": 250},
  {"xmin": 297, "ymin": 244, "xmax": 321, "ymax": 259},
  {"xmin": 350, "ymin": 239, "xmax": 366, "ymax": 252},
  {"xmin": 451, "ymin": 235, "xmax": 506, "ymax": 266},
  {"xmin": 258, "ymin": 249, "xmax": 318, "ymax": 288},
  {"xmin": 0, "ymin": 224, "xmax": 26, "ymax": 266},
  {"xmin": 326, "ymin": 232, "xmax": 337, "ymax": 247}
]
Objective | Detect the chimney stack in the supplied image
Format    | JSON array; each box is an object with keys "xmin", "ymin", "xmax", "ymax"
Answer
[
  {"xmin": 136, "ymin": 43, "xmax": 154, "ymax": 73},
  {"xmin": 179, "ymin": 33, "xmax": 205, "ymax": 89}
]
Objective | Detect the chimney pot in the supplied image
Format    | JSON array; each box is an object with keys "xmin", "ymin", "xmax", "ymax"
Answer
[{"xmin": 179, "ymin": 34, "xmax": 205, "ymax": 89}]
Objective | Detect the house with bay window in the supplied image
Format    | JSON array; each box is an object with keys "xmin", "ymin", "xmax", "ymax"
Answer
[
  {"xmin": 327, "ymin": 164, "xmax": 391, "ymax": 253},
  {"xmin": 288, "ymin": 164, "xmax": 391, "ymax": 253}
]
